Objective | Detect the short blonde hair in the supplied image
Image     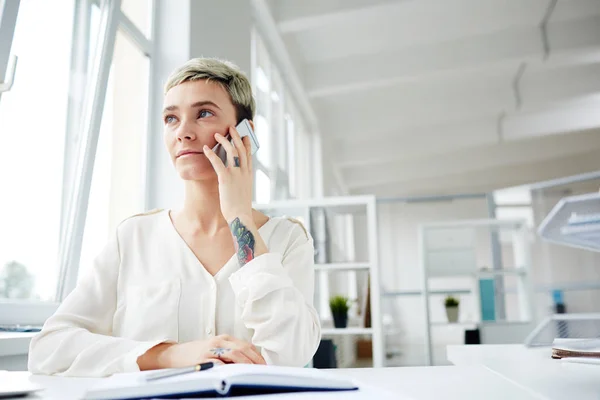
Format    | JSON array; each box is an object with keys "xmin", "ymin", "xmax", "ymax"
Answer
[{"xmin": 164, "ymin": 57, "xmax": 255, "ymax": 122}]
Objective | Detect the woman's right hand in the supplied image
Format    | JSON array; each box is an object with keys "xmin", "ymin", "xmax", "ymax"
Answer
[{"xmin": 139, "ymin": 335, "xmax": 267, "ymax": 370}]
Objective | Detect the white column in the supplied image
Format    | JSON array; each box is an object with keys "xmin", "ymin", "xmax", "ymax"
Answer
[
  {"xmin": 189, "ymin": 0, "xmax": 253, "ymax": 76},
  {"xmin": 146, "ymin": 0, "xmax": 254, "ymax": 210}
]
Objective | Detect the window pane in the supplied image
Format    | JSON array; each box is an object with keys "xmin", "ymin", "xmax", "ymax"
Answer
[
  {"xmin": 286, "ymin": 112, "xmax": 296, "ymax": 197},
  {"xmin": 493, "ymin": 187, "xmax": 532, "ymax": 205},
  {"xmin": 79, "ymin": 29, "xmax": 149, "ymax": 279},
  {"xmin": 271, "ymin": 68, "xmax": 286, "ymax": 172},
  {"xmin": 121, "ymin": 0, "xmax": 152, "ymax": 38},
  {"xmin": 256, "ymin": 169, "xmax": 271, "ymax": 204},
  {"xmin": 255, "ymin": 114, "xmax": 271, "ymax": 168},
  {"xmin": 0, "ymin": 0, "xmax": 75, "ymax": 301}
]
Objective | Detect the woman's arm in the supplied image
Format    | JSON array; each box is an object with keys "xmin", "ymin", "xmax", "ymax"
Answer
[
  {"xmin": 228, "ymin": 221, "xmax": 322, "ymax": 367},
  {"xmin": 28, "ymin": 228, "xmax": 170, "ymax": 377}
]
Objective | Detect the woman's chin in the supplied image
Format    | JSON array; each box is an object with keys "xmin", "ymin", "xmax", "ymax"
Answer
[{"xmin": 177, "ymin": 166, "xmax": 217, "ymax": 181}]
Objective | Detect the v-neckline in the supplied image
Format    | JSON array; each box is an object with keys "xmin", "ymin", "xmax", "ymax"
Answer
[{"xmin": 164, "ymin": 209, "xmax": 275, "ymax": 278}]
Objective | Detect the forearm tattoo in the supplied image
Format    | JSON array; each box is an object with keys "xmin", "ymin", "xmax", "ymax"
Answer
[
  {"xmin": 211, "ymin": 347, "xmax": 231, "ymax": 357},
  {"xmin": 230, "ymin": 217, "xmax": 255, "ymax": 266}
]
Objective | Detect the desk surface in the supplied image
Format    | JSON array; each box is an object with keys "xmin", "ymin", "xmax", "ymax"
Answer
[
  {"xmin": 1, "ymin": 365, "xmax": 542, "ymax": 400},
  {"xmin": 2, "ymin": 344, "xmax": 597, "ymax": 400},
  {"xmin": 448, "ymin": 344, "xmax": 600, "ymax": 400}
]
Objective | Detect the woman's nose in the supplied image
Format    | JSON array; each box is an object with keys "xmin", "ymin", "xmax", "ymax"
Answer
[{"xmin": 175, "ymin": 121, "xmax": 197, "ymax": 142}]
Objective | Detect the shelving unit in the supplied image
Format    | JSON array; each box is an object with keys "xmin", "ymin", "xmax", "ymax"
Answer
[
  {"xmin": 538, "ymin": 191, "xmax": 600, "ymax": 252},
  {"xmin": 419, "ymin": 218, "xmax": 535, "ymax": 365},
  {"xmin": 253, "ymin": 195, "xmax": 384, "ymax": 368},
  {"xmin": 525, "ymin": 191, "xmax": 600, "ymax": 346}
]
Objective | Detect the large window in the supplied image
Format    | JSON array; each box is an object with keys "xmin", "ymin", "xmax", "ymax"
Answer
[
  {"xmin": 80, "ymin": 29, "xmax": 150, "ymax": 278},
  {"xmin": 0, "ymin": 0, "xmax": 75, "ymax": 302},
  {"xmin": 0, "ymin": 0, "xmax": 153, "ymax": 324}
]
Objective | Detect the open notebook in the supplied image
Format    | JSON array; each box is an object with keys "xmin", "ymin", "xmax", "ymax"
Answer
[{"xmin": 83, "ymin": 364, "xmax": 359, "ymax": 399}]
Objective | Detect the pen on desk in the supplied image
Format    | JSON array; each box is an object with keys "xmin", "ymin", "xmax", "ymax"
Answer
[{"xmin": 145, "ymin": 361, "xmax": 215, "ymax": 381}]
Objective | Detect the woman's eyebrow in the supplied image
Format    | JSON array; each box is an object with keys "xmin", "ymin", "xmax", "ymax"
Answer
[
  {"xmin": 162, "ymin": 101, "xmax": 221, "ymax": 114},
  {"xmin": 190, "ymin": 100, "xmax": 221, "ymax": 110}
]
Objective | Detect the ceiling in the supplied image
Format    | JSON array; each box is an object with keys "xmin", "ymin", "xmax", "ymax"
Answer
[{"xmin": 262, "ymin": 0, "xmax": 600, "ymax": 197}]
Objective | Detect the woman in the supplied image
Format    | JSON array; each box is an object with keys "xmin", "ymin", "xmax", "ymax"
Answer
[{"xmin": 28, "ymin": 58, "xmax": 321, "ymax": 377}]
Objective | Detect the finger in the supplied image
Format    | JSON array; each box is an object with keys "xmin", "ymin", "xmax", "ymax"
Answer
[
  {"xmin": 210, "ymin": 346, "xmax": 252, "ymax": 364},
  {"xmin": 229, "ymin": 125, "xmax": 248, "ymax": 170},
  {"xmin": 204, "ymin": 358, "xmax": 225, "ymax": 366},
  {"xmin": 243, "ymin": 136, "xmax": 252, "ymax": 170},
  {"xmin": 227, "ymin": 338, "xmax": 265, "ymax": 365},
  {"xmin": 202, "ymin": 145, "xmax": 227, "ymax": 176},
  {"xmin": 236, "ymin": 343, "xmax": 265, "ymax": 365},
  {"xmin": 214, "ymin": 133, "xmax": 240, "ymax": 168}
]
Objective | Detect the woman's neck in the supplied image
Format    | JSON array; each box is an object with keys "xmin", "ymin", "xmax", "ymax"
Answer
[{"xmin": 179, "ymin": 179, "xmax": 228, "ymax": 235}]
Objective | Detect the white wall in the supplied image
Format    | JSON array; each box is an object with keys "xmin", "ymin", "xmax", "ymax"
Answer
[
  {"xmin": 376, "ymin": 198, "xmax": 490, "ymax": 366},
  {"xmin": 373, "ymin": 179, "xmax": 600, "ymax": 366}
]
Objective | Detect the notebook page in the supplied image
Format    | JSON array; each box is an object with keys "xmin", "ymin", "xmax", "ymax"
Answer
[{"xmin": 214, "ymin": 364, "xmax": 357, "ymax": 391}]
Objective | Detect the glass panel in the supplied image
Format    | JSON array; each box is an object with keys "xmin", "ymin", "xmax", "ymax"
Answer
[
  {"xmin": 493, "ymin": 187, "xmax": 532, "ymax": 205},
  {"xmin": 255, "ymin": 114, "xmax": 271, "ymax": 168},
  {"xmin": 285, "ymin": 109, "xmax": 296, "ymax": 197},
  {"xmin": 256, "ymin": 169, "xmax": 271, "ymax": 204},
  {"xmin": 271, "ymin": 68, "xmax": 286, "ymax": 172},
  {"xmin": 79, "ymin": 29, "xmax": 150, "ymax": 279},
  {"xmin": 121, "ymin": 0, "xmax": 152, "ymax": 38},
  {"xmin": 0, "ymin": 0, "xmax": 75, "ymax": 301}
]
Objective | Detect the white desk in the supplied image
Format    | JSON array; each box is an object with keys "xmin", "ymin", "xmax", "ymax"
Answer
[
  {"xmin": 448, "ymin": 344, "xmax": 600, "ymax": 400},
  {"xmin": 1, "ymin": 365, "xmax": 542, "ymax": 400}
]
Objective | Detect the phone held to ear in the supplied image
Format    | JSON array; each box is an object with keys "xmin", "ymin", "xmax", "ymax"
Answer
[{"xmin": 213, "ymin": 119, "xmax": 260, "ymax": 166}]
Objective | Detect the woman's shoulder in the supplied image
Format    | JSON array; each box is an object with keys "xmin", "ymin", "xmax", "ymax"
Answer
[
  {"xmin": 257, "ymin": 212, "xmax": 311, "ymax": 246},
  {"xmin": 117, "ymin": 208, "xmax": 167, "ymax": 234}
]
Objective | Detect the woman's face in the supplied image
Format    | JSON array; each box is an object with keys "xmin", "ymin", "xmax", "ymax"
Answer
[{"xmin": 162, "ymin": 79, "xmax": 238, "ymax": 181}]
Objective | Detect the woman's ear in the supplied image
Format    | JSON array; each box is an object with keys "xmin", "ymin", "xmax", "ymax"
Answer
[{"xmin": 249, "ymin": 120, "xmax": 255, "ymax": 131}]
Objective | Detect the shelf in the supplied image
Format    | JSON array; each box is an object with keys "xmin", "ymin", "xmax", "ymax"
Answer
[
  {"xmin": 321, "ymin": 327, "xmax": 373, "ymax": 335},
  {"xmin": 538, "ymin": 191, "xmax": 600, "ymax": 252},
  {"xmin": 427, "ymin": 269, "xmax": 527, "ymax": 278},
  {"xmin": 315, "ymin": 263, "xmax": 370, "ymax": 271},
  {"xmin": 383, "ymin": 289, "xmax": 472, "ymax": 297},
  {"xmin": 430, "ymin": 321, "xmax": 478, "ymax": 327},
  {"xmin": 430, "ymin": 320, "xmax": 532, "ymax": 327},
  {"xmin": 477, "ymin": 269, "xmax": 526, "ymax": 277},
  {"xmin": 253, "ymin": 196, "xmax": 374, "ymax": 216}
]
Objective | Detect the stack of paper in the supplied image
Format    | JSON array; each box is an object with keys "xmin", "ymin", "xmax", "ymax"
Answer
[{"xmin": 552, "ymin": 338, "xmax": 600, "ymax": 365}]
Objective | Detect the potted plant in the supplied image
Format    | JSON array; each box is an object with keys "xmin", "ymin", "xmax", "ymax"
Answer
[
  {"xmin": 444, "ymin": 295, "xmax": 460, "ymax": 323},
  {"xmin": 329, "ymin": 295, "xmax": 350, "ymax": 328}
]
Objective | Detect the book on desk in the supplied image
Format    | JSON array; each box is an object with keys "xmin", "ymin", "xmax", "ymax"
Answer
[{"xmin": 83, "ymin": 364, "xmax": 358, "ymax": 400}]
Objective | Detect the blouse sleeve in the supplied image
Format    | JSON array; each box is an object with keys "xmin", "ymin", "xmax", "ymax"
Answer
[
  {"xmin": 28, "ymin": 228, "xmax": 170, "ymax": 377},
  {"xmin": 228, "ymin": 221, "xmax": 321, "ymax": 367}
]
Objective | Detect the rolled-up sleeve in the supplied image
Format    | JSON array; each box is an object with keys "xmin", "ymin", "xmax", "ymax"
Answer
[
  {"xmin": 229, "ymin": 223, "xmax": 321, "ymax": 367},
  {"xmin": 28, "ymin": 229, "xmax": 168, "ymax": 377}
]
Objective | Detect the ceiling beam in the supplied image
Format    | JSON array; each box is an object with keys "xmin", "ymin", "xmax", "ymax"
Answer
[
  {"xmin": 317, "ymin": 63, "xmax": 600, "ymax": 138},
  {"xmin": 350, "ymin": 149, "xmax": 600, "ymax": 197},
  {"xmin": 342, "ymin": 129, "xmax": 600, "ymax": 189},
  {"xmin": 305, "ymin": 15, "xmax": 600, "ymax": 98},
  {"xmin": 332, "ymin": 95, "xmax": 600, "ymax": 167},
  {"xmin": 274, "ymin": 0, "xmax": 403, "ymax": 34}
]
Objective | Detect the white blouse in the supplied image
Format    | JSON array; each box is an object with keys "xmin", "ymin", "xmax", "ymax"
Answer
[{"xmin": 28, "ymin": 209, "xmax": 321, "ymax": 377}]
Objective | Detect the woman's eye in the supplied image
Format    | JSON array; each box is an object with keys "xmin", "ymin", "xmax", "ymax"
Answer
[
  {"xmin": 198, "ymin": 109, "xmax": 214, "ymax": 119},
  {"xmin": 164, "ymin": 115, "xmax": 177, "ymax": 124}
]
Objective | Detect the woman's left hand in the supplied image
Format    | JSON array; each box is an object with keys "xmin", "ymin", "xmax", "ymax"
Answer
[{"xmin": 203, "ymin": 125, "xmax": 254, "ymax": 224}]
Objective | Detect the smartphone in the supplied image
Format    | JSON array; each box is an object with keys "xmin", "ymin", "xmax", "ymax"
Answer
[{"xmin": 213, "ymin": 119, "xmax": 260, "ymax": 166}]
